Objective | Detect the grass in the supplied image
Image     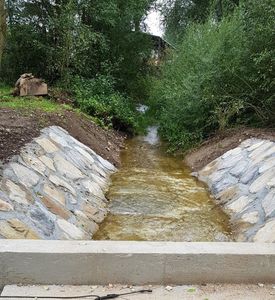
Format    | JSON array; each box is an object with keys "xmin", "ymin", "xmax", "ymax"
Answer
[
  {"xmin": 0, "ymin": 84, "xmax": 108, "ymax": 129},
  {"xmin": 0, "ymin": 85, "xmax": 68, "ymax": 113}
]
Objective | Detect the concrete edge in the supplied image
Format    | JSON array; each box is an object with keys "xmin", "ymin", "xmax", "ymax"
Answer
[{"xmin": 0, "ymin": 240, "xmax": 275, "ymax": 285}]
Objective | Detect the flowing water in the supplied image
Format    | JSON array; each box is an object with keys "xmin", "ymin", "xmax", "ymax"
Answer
[{"xmin": 94, "ymin": 127, "xmax": 232, "ymax": 241}]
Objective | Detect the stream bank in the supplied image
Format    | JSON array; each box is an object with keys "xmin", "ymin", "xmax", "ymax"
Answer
[
  {"xmin": 0, "ymin": 126, "xmax": 116, "ymax": 239},
  {"xmin": 196, "ymin": 138, "xmax": 275, "ymax": 242}
]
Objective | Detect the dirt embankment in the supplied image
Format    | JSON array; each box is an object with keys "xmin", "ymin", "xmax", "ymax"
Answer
[
  {"xmin": 0, "ymin": 108, "xmax": 125, "ymax": 167},
  {"xmin": 185, "ymin": 127, "xmax": 275, "ymax": 171}
]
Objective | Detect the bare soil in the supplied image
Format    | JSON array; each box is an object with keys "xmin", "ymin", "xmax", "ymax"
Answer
[
  {"xmin": 0, "ymin": 108, "xmax": 125, "ymax": 167},
  {"xmin": 184, "ymin": 127, "xmax": 275, "ymax": 171}
]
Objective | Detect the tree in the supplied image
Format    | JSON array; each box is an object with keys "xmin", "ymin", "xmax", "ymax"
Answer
[
  {"xmin": 161, "ymin": 0, "xmax": 211, "ymax": 43},
  {"xmin": 0, "ymin": 0, "xmax": 6, "ymax": 68}
]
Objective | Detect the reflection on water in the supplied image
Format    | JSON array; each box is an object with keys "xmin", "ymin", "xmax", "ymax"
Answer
[{"xmin": 94, "ymin": 126, "xmax": 233, "ymax": 241}]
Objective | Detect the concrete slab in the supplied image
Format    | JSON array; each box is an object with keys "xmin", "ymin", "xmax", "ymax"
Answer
[
  {"xmin": 1, "ymin": 240, "xmax": 275, "ymax": 285},
  {"xmin": 1, "ymin": 284, "xmax": 275, "ymax": 300}
]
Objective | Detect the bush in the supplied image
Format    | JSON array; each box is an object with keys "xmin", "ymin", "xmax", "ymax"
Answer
[
  {"xmin": 151, "ymin": 0, "xmax": 275, "ymax": 151},
  {"xmin": 71, "ymin": 75, "xmax": 138, "ymax": 133}
]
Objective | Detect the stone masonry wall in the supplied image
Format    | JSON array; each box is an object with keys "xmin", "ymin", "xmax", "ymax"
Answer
[
  {"xmin": 0, "ymin": 126, "xmax": 116, "ymax": 240},
  {"xmin": 197, "ymin": 139, "xmax": 275, "ymax": 243}
]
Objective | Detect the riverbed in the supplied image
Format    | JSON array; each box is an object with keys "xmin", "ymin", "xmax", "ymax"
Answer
[{"xmin": 94, "ymin": 127, "xmax": 232, "ymax": 241}]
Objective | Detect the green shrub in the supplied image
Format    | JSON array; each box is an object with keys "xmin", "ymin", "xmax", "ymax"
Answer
[
  {"xmin": 71, "ymin": 76, "xmax": 138, "ymax": 133},
  {"xmin": 151, "ymin": 0, "xmax": 275, "ymax": 151}
]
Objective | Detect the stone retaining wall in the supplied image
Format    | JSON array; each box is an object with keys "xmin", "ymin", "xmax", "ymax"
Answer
[
  {"xmin": 0, "ymin": 126, "xmax": 116, "ymax": 240},
  {"xmin": 197, "ymin": 138, "xmax": 275, "ymax": 242}
]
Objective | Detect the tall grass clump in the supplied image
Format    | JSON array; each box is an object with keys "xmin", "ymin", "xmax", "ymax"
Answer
[{"xmin": 151, "ymin": 0, "xmax": 275, "ymax": 151}]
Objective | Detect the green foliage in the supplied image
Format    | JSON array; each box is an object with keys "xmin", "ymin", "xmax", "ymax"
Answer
[
  {"xmin": 0, "ymin": 0, "xmax": 6, "ymax": 68},
  {"xmin": 1, "ymin": 0, "xmax": 155, "ymax": 97},
  {"xmin": 0, "ymin": 0, "xmax": 156, "ymax": 133},
  {"xmin": 151, "ymin": 0, "xmax": 275, "ymax": 151},
  {"xmin": 162, "ymin": 0, "xmax": 211, "ymax": 44},
  {"xmin": 0, "ymin": 85, "xmax": 62, "ymax": 112},
  {"xmin": 71, "ymin": 76, "xmax": 138, "ymax": 133}
]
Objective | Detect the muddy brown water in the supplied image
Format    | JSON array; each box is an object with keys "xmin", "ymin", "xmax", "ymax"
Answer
[{"xmin": 94, "ymin": 127, "xmax": 233, "ymax": 241}]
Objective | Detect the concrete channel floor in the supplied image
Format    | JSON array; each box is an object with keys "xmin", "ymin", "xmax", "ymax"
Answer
[{"xmin": 1, "ymin": 284, "xmax": 275, "ymax": 300}]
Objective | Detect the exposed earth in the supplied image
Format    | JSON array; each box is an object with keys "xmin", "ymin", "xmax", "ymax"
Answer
[
  {"xmin": 0, "ymin": 108, "xmax": 125, "ymax": 167},
  {"xmin": 185, "ymin": 127, "xmax": 275, "ymax": 171}
]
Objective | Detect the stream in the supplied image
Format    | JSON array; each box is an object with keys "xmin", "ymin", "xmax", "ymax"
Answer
[{"xmin": 94, "ymin": 126, "xmax": 232, "ymax": 241}]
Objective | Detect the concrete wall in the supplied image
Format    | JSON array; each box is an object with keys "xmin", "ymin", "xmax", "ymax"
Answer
[{"xmin": 1, "ymin": 240, "xmax": 275, "ymax": 285}]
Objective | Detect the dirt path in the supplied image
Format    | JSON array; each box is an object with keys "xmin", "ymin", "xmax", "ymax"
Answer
[
  {"xmin": 184, "ymin": 127, "xmax": 275, "ymax": 171},
  {"xmin": 0, "ymin": 108, "xmax": 125, "ymax": 167}
]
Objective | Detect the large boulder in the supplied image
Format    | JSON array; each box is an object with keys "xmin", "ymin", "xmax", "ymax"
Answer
[{"xmin": 13, "ymin": 73, "xmax": 48, "ymax": 97}]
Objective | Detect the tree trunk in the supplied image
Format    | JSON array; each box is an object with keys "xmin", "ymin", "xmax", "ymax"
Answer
[
  {"xmin": 216, "ymin": 0, "xmax": 223, "ymax": 21},
  {"xmin": 0, "ymin": 0, "xmax": 6, "ymax": 68}
]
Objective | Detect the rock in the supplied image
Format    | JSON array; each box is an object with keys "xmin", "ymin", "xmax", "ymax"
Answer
[
  {"xmin": 212, "ymin": 175, "xmax": 238, "ymax": 194},
  {"xmin": 13, "ymin": 73, "xmax": 48, "ymax": 97},
  {"xmin": 0, "ymin": 126, "xmax": 114, "ymax": 241},
  {"xmin": 253, "ymin": 219, "xmax": 275, "ymax": 242},
  {"xmin": 198, "ymin": 159, "xmax": 219, "ymax": 178},
  {"xmin": 249, "ymin": 167, "xmax": 275, "ymax": 193},
  {"xmin": 75, "ymin": 146, "xmax": 95, "ymax": 165},
  {"xmin": 0, "ymin": 219, "xmax": 40, "ymax": 239},
  {"xmin": 249, "ymin": 141, "xmax": 274, "ymax": 160},
  {"xmin": 226, "ymin": 196, "xmax": 254, "ymax": 213},
  {"xmin": 57, "ymin": 219, "xmax": 86, "ymax": 240},
  {"xmin": 97, "ymin": 156, "xmax": 116, "ymax": 172},
  {"xmin": 3, "ymin": 180, "xmax": 33, "ymax": 204},
  {"xmin": 82, "ymin": 180, "xmax": 105, "ymax": 199},
  {"xmin": 240, "ymin": 166, "xmax": 259, "ymax": 185},
  {"xmin": 196, "ymin": 138, "xmax": 275, "ymax": 242},
  {"xmin": 267, "ymin": 178, "xmax": 275, "ymax": 189},
  {"xmin": 36, "ymin": 138, "xmax": 59, "ymax": 153},
  {"xmin": 54, "ymin": 154, "xmax": 84, "ymax": 180},
  {"xmin": 49, "ymin": 132, "xmax": 71, "ymax": 148},
  {"xmin": 247, "ymin": 140, "xmax": 265, "ymax": 152},
  {"xmin": 251, "ymin": 145, "xmax": 275, "ymax": 165},
  {"xmin": 41, "ymin": 196, "xmax": 71, "ymax": 220},
  {"xmin": 75, "ymin": 214, "xmax": 99, "ymax": 236},
  {"xmin": 43, "ymin": 184, "xmax": 66, "ymax": 206},
  {"xmin": 46, "ymin": 126, "xmax": 69, "ymax": 136},
  {"xmin": 83, "ymin": 203, "xmax": 107, "ymax": 223},
  {"xmin": 10, "ymin": 163, "xmax": 40, "ymax": 188},
  {"xmin": 49, "ymin": 175, "xmax": 76, "ymax": 196},
  {"xmin": 90, "ymin": 173, "xmax": 108, "ymax": 187},
  {"xmin": 262, "ymin": 190, "xmax": 275, "ymax": 217},
  {"xmin": 208, "ymin": 169, "xmax": 228, "ymax": 185},
  {"xmin": 241, "ymin": 211, "xmax": 259, "ymax": 224},
  {"xmin": 216, "ymin": 186, "xmax": 239, "ymax": 205},
  {"xmin": 222, "ymin": 147, "xmax": 242, "ymax": 159},
  {"xmin": 240, "ymin": 139, "xmax": 255, "ymax": 149},
  {"xmin": 0, "ymin": 198, "xmax": 14, "ymax": 211},
  {"xmin": 29, "ymin": 208, "xmax": 55, "ymax": 237},
  {"xmin": 21, "ymin": 152, "xmax": 46, "ymax": 175},
  {"xmin": 218, "ymin": 153, "xmax": 244, "ymax": 169},
  {"xmin": 258, "ymin": 283, "xmax": 264, "ymax": 287},
  {"xmin": 92, "ymin": 163, "xmax": 107, "ymax": 179},
  {"xmin": 64, "ymin": 149, "xmax": 93, "ymax": 170},
  {"xmin": 38, "ymin": 155, "xmax": 56, "ymax": 171},
  {"xmin": 230, "ymin": 160, "xmax": 248, "ymax": 177},
  {"xmin": 259, "ymin": 157, "xmax": 275, "ymax": 173}
]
